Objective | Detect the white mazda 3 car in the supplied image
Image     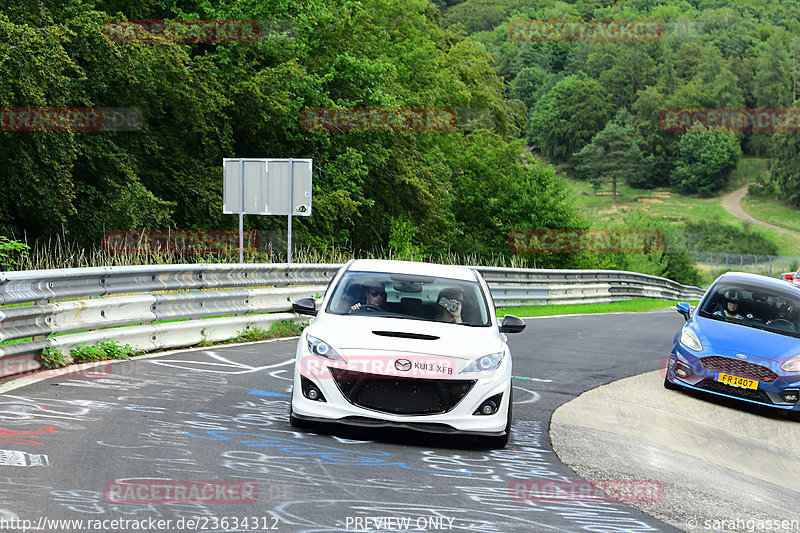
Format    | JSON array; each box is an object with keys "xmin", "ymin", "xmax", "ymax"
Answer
[{"xmin": 289, "ymin": 259, "xmax": 525, "ymax": 448}]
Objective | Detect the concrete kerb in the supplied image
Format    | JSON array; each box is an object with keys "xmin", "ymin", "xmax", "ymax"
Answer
[{"xmin": 549, "ymin": 370, "xmax": 800, "ymax": 531}]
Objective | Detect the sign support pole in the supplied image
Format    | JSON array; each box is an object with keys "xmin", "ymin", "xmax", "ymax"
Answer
[
  {"xmin": 287, "ymin": 157, "xmax": 294, "ymax": 264},
  {"xmin": 238, "ymin": 160, "xmax": 244, "ymax": 263}
]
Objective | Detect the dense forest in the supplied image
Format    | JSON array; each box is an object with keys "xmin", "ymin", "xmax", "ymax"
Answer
[
  {"xmin": 1, "ymin": 0, "xmax": 584, "ymax": 263},
  {"xmin": 439, "ymin": 0, "xmax": 800, "ymax": 195},
  {"xmin": 2, "ymin": 0, "xmax": 800, "ymax": 283}
]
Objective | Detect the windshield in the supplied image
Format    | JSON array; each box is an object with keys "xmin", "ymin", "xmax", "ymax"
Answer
[
  {"xmin": 698, "ymin": 280, "xmax": 800, "ymax": 338},
  {"xmin": 324, "ymin": 270, "xmax": 491, "ymax": 327}
]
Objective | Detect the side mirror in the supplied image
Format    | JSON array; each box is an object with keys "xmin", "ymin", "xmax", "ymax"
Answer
[
  {"xmin": 499, "ymin": 314, "xmax": 526, "ymax": 333},
  {"xmin": 780, "ymin": 273, "xmax": 794, "ymax": 281},
  {"xmin": 676, "ymin": 302, "xmax": 691, "ymax": 321},
  {"xmin": 292, "ymin": 297, "xmax": 317, "ymax": 316}
]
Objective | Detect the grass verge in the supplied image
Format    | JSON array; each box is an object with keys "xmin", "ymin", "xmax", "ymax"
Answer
[
  {"xmin": 231, "ymin": 320, "xmax": 307, "ymax": 343},
  {"xmin": 497, "ymin": 298, "xmax": 695, "ymax": 317},
  {"xmin": 27, "ymin": 320, "xmax": 307, "ymax": 376},
  {"xmin": 740, "ymin": 195, "xmax": 800, "ymax": 234},
  {"xmin": 565, "ymin": 158, "xmax": 800, "ymax": 257}
]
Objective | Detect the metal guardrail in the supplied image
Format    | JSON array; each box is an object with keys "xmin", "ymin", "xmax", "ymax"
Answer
[
  {"xmin": 0, "ymin": 263, "xmax": 704, "ymax": 379},
  {"xmin": 478, "ymin": 266, "xmax": 705, "ymax": 305}
]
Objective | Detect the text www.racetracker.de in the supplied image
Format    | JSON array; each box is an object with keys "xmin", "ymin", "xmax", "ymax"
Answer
[{"xmin": 0, "ymin": 516, "xmax": 281, "ymax": 532}]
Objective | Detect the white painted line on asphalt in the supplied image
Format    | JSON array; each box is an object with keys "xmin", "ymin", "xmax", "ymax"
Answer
[
  {"xmin": 512, "ymin": 385, "xmax": 541, "ymax": 405},
  {"xmin": 150, "ymin": 352, "xmax": 295, "ymax": 374}
]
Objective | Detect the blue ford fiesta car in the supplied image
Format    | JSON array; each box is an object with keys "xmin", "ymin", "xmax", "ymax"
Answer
[{"xmin": 665, "ymin": 272, "xmax": 800, "ymax": 413}]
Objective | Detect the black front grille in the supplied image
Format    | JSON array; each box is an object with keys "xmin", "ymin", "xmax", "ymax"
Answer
[
  {"xmin": 329, "ymin": 368, "xmax": 476, "ymax": 415},
  {"xmin": 696, "ymin": 379, "xmax": 773, "ymax": 404},
  {"xmin": 700, "ymin": 356, "xmax": 778, "ymax": 383}
]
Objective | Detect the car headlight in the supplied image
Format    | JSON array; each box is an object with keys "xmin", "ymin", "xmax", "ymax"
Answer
[
  {"xmin": 679, "ymin": 327, "xmax": 703, "ymax": 352},
  {"xmin": 306, "ymin": 335, "xmax": 346, "ymax": 363},
  {"xmin": 781, "ymin": 355, "xmax": 800, "ymax": 373},
  {"xmin": 461, "ymin": 351, "xmax": 504, "ymax": 373}
]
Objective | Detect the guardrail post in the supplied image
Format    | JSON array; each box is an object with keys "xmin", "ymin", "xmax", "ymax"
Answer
[{"xmin": 32, "ymin": 298, "xmax": 49, "ymax": 342}]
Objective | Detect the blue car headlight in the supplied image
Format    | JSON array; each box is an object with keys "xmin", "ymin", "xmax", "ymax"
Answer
[
  {"xmin": 679, "ymin": 327, "xmax": 703, "ymax": 352},
  {"xmin": 781, "ymin": 355, "xmax": 800, "ymax": 373},
  {"xmin": 461, "ymin": 351, "xmax": 504, "ymax": 373},
  {"xmin": 306, "ymin": 334, "xmax": 346, "ymax": 363}
]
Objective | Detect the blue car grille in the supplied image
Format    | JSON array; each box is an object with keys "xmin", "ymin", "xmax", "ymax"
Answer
[
  {"xmin": 699, "ymin": 356, "xmax": 778, "ymax": 383},
  {"xmin": 696, "ymin": 379, "xmax": 773, "ymax": 404}
]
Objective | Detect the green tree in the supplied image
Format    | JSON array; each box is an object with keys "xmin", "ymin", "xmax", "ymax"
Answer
[
  {"xmin": 573, "ymin": 114, "xmax": 650, "ymax": 205},
  {"xmin": 670, "ymin": 125, "xmax": 741, "ymax": 195},
  {"xmin": 598, "ymin": 45, "xmax": 658, "ymax": 108},
  {"xmin": 769, "ymin": 129, "xmax": 800, "ymax": 207},
  {"xmin": 510, "ymin": 66, "xmax": 555, "ymax": 111},
  {"xmin": 0, "ymin": 236, "xmax": 30, "ymax": 270},
  {"xmin": 528, "ymin": 75, "xmax": 613, "ymax": 163},
  {"xmin": 442, "ymin": 0, "xmax": 508, "ymax": 33},
  {"xmin": 442, "ymin": 132, "xmax": 587, "ymax": 261},
  {"xmin": 754, "ymin": 37, "xmax": 792, "ymax": 108},
  {"xmin": 749, "ymin": 37, "xmax": 793, "ymax": 155}
]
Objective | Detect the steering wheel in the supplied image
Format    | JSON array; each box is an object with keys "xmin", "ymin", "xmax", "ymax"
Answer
[
  {"xmin": 769, "ymin": 318, "xmax": 796, "ymax": 331},
  {"xmin": 350, "ymin": 304, "xmax": 383, "ymax": 313}
]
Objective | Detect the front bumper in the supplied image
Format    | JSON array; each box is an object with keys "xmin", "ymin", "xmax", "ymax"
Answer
[
  {"xmin": 666, "ymin": 346, "xmax": 800, "ymax": 411},
  {"xmin": 292, "ymin": 359, "xmax": 512, "ymax": 435},
  {"xmin": 289, "ymin": 413, "xmax": 507, "ymax": 437}
]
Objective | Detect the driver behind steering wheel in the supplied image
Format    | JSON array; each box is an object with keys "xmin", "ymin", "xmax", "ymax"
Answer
[
  {"xmin": 766, "ymin": 299, "xmax": 794, "ymax": 327},
  {"xmin": 350, "ymin": 280, "xmax": 387, "ymax": 311}
]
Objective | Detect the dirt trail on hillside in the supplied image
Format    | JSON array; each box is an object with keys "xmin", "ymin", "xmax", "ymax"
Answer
[{"xmin": 720, "ymin": 186, "xmax": 795, "ymax": 233}]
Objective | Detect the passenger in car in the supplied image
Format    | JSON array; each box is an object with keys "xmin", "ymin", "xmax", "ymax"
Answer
[
  {"xmin": 436, "ymin": 287, "xmax": 465, "ymax": 323},
  {"xmin": 713, "ymin": 289, "xmax": 744, "ymax": 319}
]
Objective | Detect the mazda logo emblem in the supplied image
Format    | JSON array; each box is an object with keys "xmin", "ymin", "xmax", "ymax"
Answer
[
  {"xmin": 395, "ymin": 359, "xmax": 411, "ymax": 371},
  {"xmin": 736, "ymin": 354, "xmax": 747, "ymax": 359}
]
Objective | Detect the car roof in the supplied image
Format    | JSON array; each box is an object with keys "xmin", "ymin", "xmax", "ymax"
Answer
[
  {"xmin": 345, "ymin": 259, "xmax": 478, "ymax": 282},
  {"xmin": 717, "ymin": 271, "xmax": 800, "ymax": 292}
]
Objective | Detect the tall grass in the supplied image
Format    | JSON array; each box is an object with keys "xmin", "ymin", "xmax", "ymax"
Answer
[{"xmin": 13, "ymin": 231, "xmax": 531, "ymax": 271}]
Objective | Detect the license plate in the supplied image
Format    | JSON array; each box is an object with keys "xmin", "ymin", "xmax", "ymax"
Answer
[{"xmin": 715, "ymin": 372, "xmax": 759, "ymax": 390}]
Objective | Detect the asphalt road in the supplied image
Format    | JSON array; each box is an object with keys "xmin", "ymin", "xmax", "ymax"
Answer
[{"xmin": 0, "ymin": 311, "xmax": 686, "ymax": 533}]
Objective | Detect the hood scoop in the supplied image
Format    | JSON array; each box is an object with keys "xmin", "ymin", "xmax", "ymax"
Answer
[{"xmin": 372, "ymin": 330, "xmax": 440, "ymax": 341}]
